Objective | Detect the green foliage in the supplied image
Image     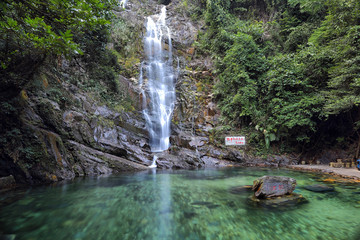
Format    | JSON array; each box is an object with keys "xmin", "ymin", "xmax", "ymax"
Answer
[
  {"xmin": 202, "ymin": 0, "xmax": 360, "ymax": 152},
  {"xmin": 214, "ymin": 31, "xmax": 267, "ymax": 124},
  {"xmin": 260, "ymin": 53, "xmax": 323, "ymax": 145},
  {"xmin": 317, "ymin": 2, "xmax": 360, "ymax": 116},
  {"xmin": 0, "ymin": 0, "xmax": 115, "ymax": 64},
  {"xmin": 288, "ymin": 0, "xmax": 327, "ymax": 15},
  {"xmin": 284, "ymin": 23, "xmax": 313, "ymax": 52},
  {"xmin": 182, "ymin": 0, "xmax": 206, "ymax": 19},
  {"xmin": 112, "ymin": 19, "xmax": 136, "ymax": 56},
  {"xmin": 0, "ymin": 0, "xmax": 116, "ymax": 94}
]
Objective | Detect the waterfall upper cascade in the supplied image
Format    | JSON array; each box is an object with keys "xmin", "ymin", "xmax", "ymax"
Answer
[{"xmin": 139, "ymin": 7, "xmax": 176, "ymax": 154}]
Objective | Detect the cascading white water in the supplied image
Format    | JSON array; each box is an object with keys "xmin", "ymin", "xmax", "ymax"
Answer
[
  {"xmin": 139, "ymin": 7, "xmax": 175, "ymax": 159},
  {"xmin": 119, "ymin": 0, "xmax": 127, "ymax": 8},
  {"xmin": 149, "ymin": 155, "xmax": 158, "ymax": 168}
]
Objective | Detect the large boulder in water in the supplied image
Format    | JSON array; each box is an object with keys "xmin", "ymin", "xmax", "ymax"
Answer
[{"xmin": 252, "ymin": 176, "xmax": 297, "ymax": 199}]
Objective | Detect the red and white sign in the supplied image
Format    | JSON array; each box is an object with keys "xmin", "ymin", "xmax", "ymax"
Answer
[{"xmin": 225, "ymin": 136, "xmax": 246, "ymax": 146}]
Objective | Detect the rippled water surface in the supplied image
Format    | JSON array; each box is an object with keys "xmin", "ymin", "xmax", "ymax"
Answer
[{"xmin": 1, "ymin": 167, "xmax": 360, "ymax": 240}]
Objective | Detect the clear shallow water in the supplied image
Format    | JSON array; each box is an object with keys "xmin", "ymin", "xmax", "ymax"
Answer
[{"xmin": 1, "ymin": 168, "xmax": 360, "ymax": 240}]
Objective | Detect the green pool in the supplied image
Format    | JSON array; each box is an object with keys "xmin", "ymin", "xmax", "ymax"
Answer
[{"xmin": 1, "ymin": 167, "xmax": 360, "ymax": 240}]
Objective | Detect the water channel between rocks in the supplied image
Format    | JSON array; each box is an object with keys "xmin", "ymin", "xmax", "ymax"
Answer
[{"xmin": 1, "ymin": 167, "xmax": 360, "ymax": 240}]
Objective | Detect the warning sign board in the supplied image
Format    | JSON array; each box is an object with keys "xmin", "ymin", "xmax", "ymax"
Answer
[{"xmin": 225, "ymin": 136, "xmax": 246, "ymax": 146}]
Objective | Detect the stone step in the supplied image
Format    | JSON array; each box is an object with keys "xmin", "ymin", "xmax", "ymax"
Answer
[{"xmin": 329, "ymin": 162, "xmax": 356, "ymax": 168}]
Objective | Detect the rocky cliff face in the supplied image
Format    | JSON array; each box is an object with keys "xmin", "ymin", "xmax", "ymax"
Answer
[{"xmin": 0, "ymin": 0, "xmax": 251, "ymax": 185}]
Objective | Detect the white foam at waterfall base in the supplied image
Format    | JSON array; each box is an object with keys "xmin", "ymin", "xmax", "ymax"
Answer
[
  {"xmin": 140, "ymin": 6, "xmax": 176, "ymax": 157},
  {"xmin": 149, "ymin": 155, "xmax": 158, "ymax": 168}
]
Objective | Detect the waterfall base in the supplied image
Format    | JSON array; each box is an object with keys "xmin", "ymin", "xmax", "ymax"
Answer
[{"xmin": 149, "ymin": 155, "xmax": 158, "ymax": 168}]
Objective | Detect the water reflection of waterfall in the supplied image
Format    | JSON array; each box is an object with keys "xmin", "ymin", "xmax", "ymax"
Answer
[
  {"xmin": 158, "ymin": 174, "xmax": 171, "ymax": 238},
  {"xmin": 139, "ymin": 7, "xmax": 176, "ymax": 155}
]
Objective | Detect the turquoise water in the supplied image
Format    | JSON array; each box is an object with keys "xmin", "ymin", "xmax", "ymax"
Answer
[{"xmin": 1, "ymin": 167, "xmax": 360, "ymax": 240}]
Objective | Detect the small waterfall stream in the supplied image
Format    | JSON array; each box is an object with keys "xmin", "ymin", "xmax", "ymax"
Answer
[
  {"xmin": 120, "ymin": 0, "xmax": 127, "ymax": 8},
  {"xmin": 139, "ymin": 7, "xmax": 176, "ymax": 165}
]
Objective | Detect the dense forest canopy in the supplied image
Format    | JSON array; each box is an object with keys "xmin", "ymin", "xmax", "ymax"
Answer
[{"xmin": 186, "ymin": 0, "xmax": 360, "ymax": 153}]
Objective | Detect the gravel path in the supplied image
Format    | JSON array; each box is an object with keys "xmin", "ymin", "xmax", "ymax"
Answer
[{"xmin": 288, "ymin": 164, "xmax": 360, "ymax": 180}]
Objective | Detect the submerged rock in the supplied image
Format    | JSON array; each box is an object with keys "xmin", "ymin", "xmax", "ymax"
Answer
[
  {"xmin": 191, "ymin": 201, "xmax": 220, "ymax": 209},
  {"xmin": 304, "ymin": 184, "xmax": 335, "ymax": 192},
  {"xmin": 252, "ymin": 176, "xmax": 297, "ymax": 199},
  {"xmin": 248, "ymin": 193, "xmax": 307, "ymax": 208},
  {"xmin": 229, "ymin": 185, "xmax": 253, "ymax": 194}
]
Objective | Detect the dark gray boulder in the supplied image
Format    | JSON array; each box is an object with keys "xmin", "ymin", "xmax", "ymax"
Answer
[{"xmin": 252, "ymin": 175, "xmax": 297, "ymax": 199}]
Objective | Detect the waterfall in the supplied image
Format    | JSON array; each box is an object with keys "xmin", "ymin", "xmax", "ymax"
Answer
[
  {"xmin": 140, "ymin": 7, "xmax": 175, "ymax": 158},
  {"xmin": 149, "ymin": 155, "xmax": 158, "ymax": 168},
  {"xmin": 120, "ymin": 0, "xmax": 127, "ymax": 8}
]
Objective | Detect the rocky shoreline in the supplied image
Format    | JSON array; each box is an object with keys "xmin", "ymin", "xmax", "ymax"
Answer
[
  {"xmin": 287, "ymin": 164, "xmax": 360, "ymax": 182},
  {"xmin": 2, "ymin": 162, "xmax": 360, "ymax": 193}
]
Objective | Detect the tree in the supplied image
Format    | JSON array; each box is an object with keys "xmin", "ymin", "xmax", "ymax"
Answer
[
  {"xmin": 203, "ymin": 0, "xmax": 360, "ymax": 151},
  {"xmin": 0, "ymin": 0, "xmax": 116, "ymax": 95}
]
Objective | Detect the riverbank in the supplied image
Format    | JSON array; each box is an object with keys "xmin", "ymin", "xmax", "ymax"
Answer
[{"xmin": 287, "ymin": 164, "xmax": 360, "ymax": 182}]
